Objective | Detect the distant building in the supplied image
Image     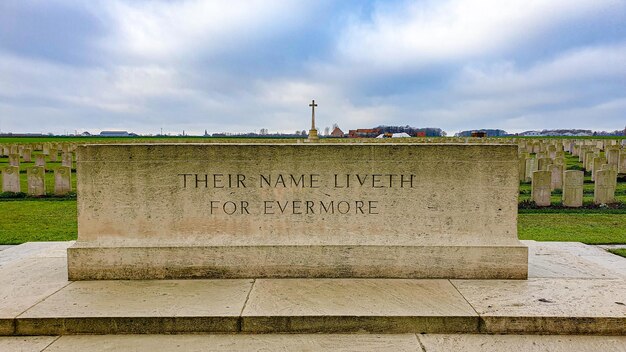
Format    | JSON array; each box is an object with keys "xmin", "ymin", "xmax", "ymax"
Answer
[
  {"xmin": 471, "ymin": 131, "xmax": 487, "ymax": 138},
  {"xmin": 100, "ymin": 131, "xmax": 131, "ymax": 137},
  {"xmin": 520, "ymin": 131, "xmax": 542, "ymax": 136},
  {"xmin": 329, "ymin": 127, "xmax": 344, "ymax": 138},
  {"xmin": 348, "ymin": 128, "xmax": 380, "ymax": 138}
]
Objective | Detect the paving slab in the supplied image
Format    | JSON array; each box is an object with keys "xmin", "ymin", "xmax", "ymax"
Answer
[
  {"xmin": 418, "ymin": 334, "xmax": 626, "ymax": 352},
  {"xmin": 0, "ymin": 242, "xmax": 73, "ymax": 267},
  {"xmin": 0, "ymin": 257, "xmax": 70, "ymax": 334},
  {"xmin": 0, "ymin": 245, "xmax": 14, "ymax": 252},
  {"xmin": 0, "ymin": 336, "xmax": 58, "ymax": 352},
  {"xmin": 241, "ymin": 279, "xmax": 479, "ymax": 333},
  {"xmin": 451, "ymin": 278, "xmax": 626, "ymax": 334},
  {"xmin": 524, "ymin": 241, "xmax": 621, "ymax": 279},
  {"xmin": 16, "ymin": 280, "xmax": 254, "ymax": 335},
  {"xmin": 45, "ymin": 334, "xmax": 421, "ymax": 352}
]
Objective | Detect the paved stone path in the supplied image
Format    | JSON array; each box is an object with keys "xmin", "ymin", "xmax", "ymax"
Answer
[{"xmin": 0, "ymin": 240, "xmax": 625, "ymax": 350}]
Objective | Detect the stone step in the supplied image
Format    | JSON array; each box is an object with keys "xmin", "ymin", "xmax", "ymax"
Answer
[
  {"xmin": 4, "ymin": 334, "xmax": 626, "ymax": 352},
  {"xmin": 1, "ymin": 241, "xmax": 626, "ymax": 336}
]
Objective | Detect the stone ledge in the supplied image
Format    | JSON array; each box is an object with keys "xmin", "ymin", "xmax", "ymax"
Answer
[{"xmin": 67, "ymin": 244, "xmax": 528, "ymax": 280}]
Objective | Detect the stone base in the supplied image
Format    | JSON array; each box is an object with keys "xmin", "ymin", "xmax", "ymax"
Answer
[
  {"xmin": 2, "ymin": 241, "xmax": 626, "ymax": 336},
  {"xmin": 67, "ymin": 243, "xmax": 528, "ymax": 280}
]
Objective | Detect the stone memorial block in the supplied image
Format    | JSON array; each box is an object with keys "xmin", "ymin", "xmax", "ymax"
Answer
[
  {"xmin": 9, "ymin": 145, "xmax": 18, "ymax": 154},
  {"xmin": 562, "ymin": 170, "xmax": 583, "ymax": 207},
  {"xmin": 27, "ymin": 166, "xmax": 46, "ymax": 196},
  {"xmin": 8, "ymin": 154, "xmax": 19, "ymax": 167},
  {"xmin": 594, "ymin": 169, "xmax": 617, "ymax": 204},
  {"xmin": 35, "ymin": 154, "xmax": 46, "ymax": 167},
  {"xmin": 22, "ymin": 148, "xmax": 32, "ymax": 163},
  {"xmin": 531, "ymin": 170, "xmax": 551, "ymax": 207},
  {"xmin": 49, "ymin": 150, "xmax": 58, "ymax": 162},
  {"xmin": 54, "ymin": 166, "xmax": 72, "ymax": 195},
  {"xmin": 0, "ymin": 145, "xmax": 5, "ymax": 157},
  {"xmin": 591, "ymin": 156, "xmax": 607, "ymax": 182},
  {"xmin": 549, "ymin": 164, "xmax": 563, "ymax": 191},
  {"xmin": 43, "ymin": 144, "xmax": 50, "ymax": 155},
  {"xmin": 67, "ymin": 144, "xmax": 528, "ymax": 280},
  {"xmin": 61, "ymin": 152, "xmax": 73, "ymax": 167},
  {"xmin": 1, "ymin": 166, "xmax": 20, "ymax": 193}
]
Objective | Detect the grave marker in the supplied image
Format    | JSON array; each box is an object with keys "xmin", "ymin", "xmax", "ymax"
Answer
[
  {"xmin": 594, "ymin": 169, "xmax": 617, "ymax": 204},
  {"xmin": 54, "ymin": 166, "xmax": 72, "ymax": 195},
  {"xmin": 27, "ymin": 166, "xmax": 46, "ymax": 196},
  {"xmin": 532, "ymin": 170, "xmax": 551, "ymax": 207},
  {"xmin": 8, "ymin": 154, "xmax": 19, "ymax": 167},
  {"xmin": 1, "ymin": 166, "xmax": 20, "ymax": 193},
  {"xmin": 562, "ymin": 170, "xmax": 583, "ymax": 207}
]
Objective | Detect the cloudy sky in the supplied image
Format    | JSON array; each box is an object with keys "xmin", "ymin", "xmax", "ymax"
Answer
[{"xmin": 0, "ymin": 0, "xmax": 625, "ymax": 135}]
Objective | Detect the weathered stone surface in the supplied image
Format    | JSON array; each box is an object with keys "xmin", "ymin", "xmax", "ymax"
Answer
[
  {"xmin": 524, "ymin": 240, "xmax": 620, "ymax": 279},
  {"xmin": 49, "ymin": 151, "xmax": 58, "ymax": 162},
  {"xmin": 17, "ymin": 279, "xmax": 253, "ymax": 335},
  {"xmin": 0, "ymin": 257, "xmax": 70, "ymax": 333},
  {"xmin": 549, "ymin": 164, "xmax": 563, "ymax": 190},
  {"xmin": 537, "ymin": 157, "xmax": 552, "ymax": 171},
  {"xmin": 21, "ymin": 149, "xmax": 32, "ymax": 163},
  {"xmin": 26, "ymin": 167, "xmax": 45, "ymax": 196},
  {"xmin": 524, "ymin": 158, "xmax": 536, "ymax": 182},
  {"xmin": 591, "ymin": 156, "xmax": 607, "ymax": 181},
  {"xmin": 8, "ymin": 154, "xmax": 19, "ymax": 167},
  {"xmin": 34, "ymin": 155, "xmax": 45, "ymax": 167},
  {"xmin": 46, "ymin": 335, "xmax": 421, "ymax": 352},
  {"xmin": 594, "ymin": 169, "xmax": 617, "ymax": 204},
  {"xmin": 562, "ymin": 170, "xmax": 584, "ymax": 207},
  {"xmin": 1, "ymin": 166, "xmax": 20, "ymax": 193},
  {"xmin": 68, "ymin": 144, "xmax": 526, "ymax": 280},
  {"xmin": 54, "ymin": 166, "xmax": 71, "ymax": 195},
  {"xmin": 61, "ymin": 153, "xmax": 72, "ymax": 168},
  {"xmin": 418, "ymin": 334, "xmax": 626, "ymax": 352},
  {"xmin": 0, "ymin": 336, "xmax": 58, "ymax": 352},
  {"xmin": 451, "ymin": 278, "xmax": 626, "ymax": 334},
  {"xmin": 619, "ymin": 151, "xmax": 626, "ymax": 174},
  {"xmin": 531, "ymin": 170, "xmax": 551, "ymax": 206},
  {"xmin": 241, "ymin": 279, "xmax": 478, "ymax": 333}
]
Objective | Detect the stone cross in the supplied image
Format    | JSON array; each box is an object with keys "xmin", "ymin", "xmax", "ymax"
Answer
[
  {"xmin": 309, "ymin": 100, "xmax": 317, "ymax": 130},
  {"xmin": 307, "ymin": 100, "xmax": 319, "ymax": 141}
]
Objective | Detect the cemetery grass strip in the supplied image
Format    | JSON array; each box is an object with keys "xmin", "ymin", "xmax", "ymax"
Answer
[
  {"xmin": 0, "ymin": 200, "xmax": 77, "ymax": 244},
  {"xmin": 609, "ymin": 248, "xmax": 626, "ymax": 258},
  {"xmin": 518, "ymin": 213, "xmax": 626, "ymax": 244}
]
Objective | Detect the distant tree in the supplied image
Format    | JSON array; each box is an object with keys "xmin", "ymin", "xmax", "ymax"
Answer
[
  {"xmin": 332, "ymin": 123, "xmax": 339, "ymax": 129},
  {"xmin": 324, "ymin": 127, "xmax": 330, "ymax": 136}
]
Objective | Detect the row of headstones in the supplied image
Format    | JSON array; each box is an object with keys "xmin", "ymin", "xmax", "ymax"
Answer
[
  {"xmin": 5, "ymin": 152, "xmax": 74, "ymax": 167},
  {"xmin": 1, "ymin": 165, "xmax": 72, "ymax": 195},
  {"xmin": 531, "ymin": 168, "xmax": 617, "ymax": 206}
]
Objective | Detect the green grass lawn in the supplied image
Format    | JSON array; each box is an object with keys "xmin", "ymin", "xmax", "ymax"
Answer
[
  {"xmin": 518, "ymin": 213, "xmax": 626, "ymax": 244},
  {"xmin": 0, "ymin": 200, "xmax": 77, "ymax": 244}
]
